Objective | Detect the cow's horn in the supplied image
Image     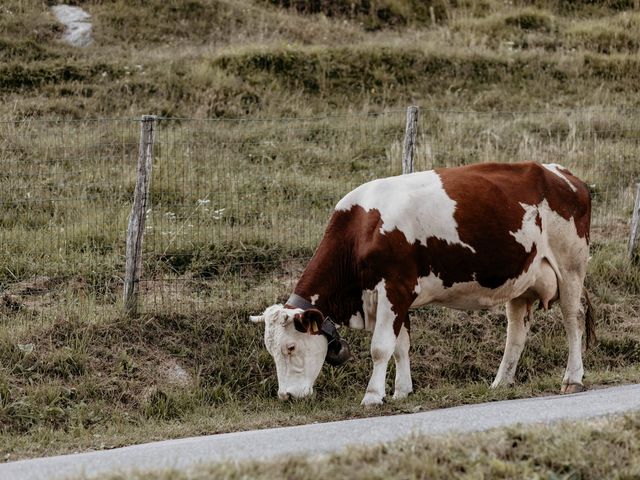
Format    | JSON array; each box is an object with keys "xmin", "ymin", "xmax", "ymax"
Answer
[{"xmin": 325, "ymin": 339, "xmax": 351, "ymax": 366}]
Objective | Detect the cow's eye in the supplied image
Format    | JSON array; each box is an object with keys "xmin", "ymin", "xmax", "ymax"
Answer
[{"xmin": 285, "ymin": 343, "xmax": 296, "ymax": 355}]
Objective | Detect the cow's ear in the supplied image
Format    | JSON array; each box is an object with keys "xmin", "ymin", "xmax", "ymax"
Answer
[
  {"xmin": 249, "ymin": 315, "xmax": 264, "ymax": 323},
  {"xmin": 294, "ymin": 309, "xmax": 323, "ymax": 334}
]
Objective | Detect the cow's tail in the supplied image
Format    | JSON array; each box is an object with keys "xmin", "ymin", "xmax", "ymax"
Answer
[{"xmin": 583, "ymin": 289, "xmax": 597, "ymax": 350}]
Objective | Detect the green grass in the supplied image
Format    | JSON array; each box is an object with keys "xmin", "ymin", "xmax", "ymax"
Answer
[
  {"xmin": 101, "ymin": 412, "xmax": 640, "ymax": 479},
  {"xmin": 2, "ymin": 0, "xmax": 640, "ymax": 464}
]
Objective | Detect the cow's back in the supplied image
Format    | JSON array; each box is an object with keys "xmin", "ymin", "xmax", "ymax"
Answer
[{"xmin": 334, "ymin": 162, "xmax": 590, "ymax": 310}]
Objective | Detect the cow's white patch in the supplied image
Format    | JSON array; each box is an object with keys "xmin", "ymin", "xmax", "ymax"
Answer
[
  {"xmin": 543, "ymin": 164, "xmax": 577, "ymax": 192},
  {"xmin": 410, "ymin": 272, "xmax": 531, "ymax": 310},
  {"xmin": 414, "ymin": 272, "xmax": 532, "ymax": 310},
  {"xmin": 412, "ymin": 272, "xmax": 528, "ymax": 310},
  {"xmin": 336, "ymin": 171, "xmax": 475, "ymax": 252},
  {"xmin": 310, "ymin": 294, "xmax": 319, "ymax": 305},
  {"xmin": 374, "ymin": 280, "xmax": 394, "ymax": 325},
  {"xmin": 411, "ymin": 273, "xmax": 445, "ymax": 307},
  {"xmin": 510, "ymin": 202, "xmax": 542, "ymax": 253},
  {"xmin": 362, "ymin": 289, "xmax": 378, "ymax": 332}
]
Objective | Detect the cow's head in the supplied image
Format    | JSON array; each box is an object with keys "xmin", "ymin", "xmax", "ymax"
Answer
[{"xmin": 250, "ymin": 304, "xmax": 350, "ymax": 400}]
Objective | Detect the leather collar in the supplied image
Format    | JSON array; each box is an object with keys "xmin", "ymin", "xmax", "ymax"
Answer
[{"xmin": 286, "ymin": 293, "xmax": 315, "ymax": 311}]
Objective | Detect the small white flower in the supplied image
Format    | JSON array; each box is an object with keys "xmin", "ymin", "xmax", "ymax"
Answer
[{"xmin": 18, "ymin": 343, "xmax": 34, "ymax": 354}]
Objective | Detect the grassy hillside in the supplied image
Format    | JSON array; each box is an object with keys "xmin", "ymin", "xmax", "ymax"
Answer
[
  {"xmin": 1, "ymin": 0, "xmax": 640, "ymax": 118},
  {"xmin": 1, "ymin": 0, "xmax": 640, "ymax": 462}
]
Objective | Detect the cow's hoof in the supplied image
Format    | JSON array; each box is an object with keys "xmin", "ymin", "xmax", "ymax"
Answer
[
  {"xmin": 392, "ymin": 390, "xmax": 412, "ymax": 401},
  {"xmin": 561, "ymin": 383, "xmax": 586, "ymax": 394},
  {"xmin": 490, "ymin": 378, "xmax": 515, "ymax": 389},
  {"xmin": 361, "ymin": 393, "xmax": 384, "ymax": 407}
]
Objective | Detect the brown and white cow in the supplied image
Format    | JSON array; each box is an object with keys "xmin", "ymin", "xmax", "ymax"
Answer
[{"xmin": 250, "ymin": 162, "xmax": 593, "ymax": 406}]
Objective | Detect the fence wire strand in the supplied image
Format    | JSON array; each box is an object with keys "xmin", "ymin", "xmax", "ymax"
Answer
[{"xmin": 0, "ymin": 107, "xmax": 638, "ymax": 316}]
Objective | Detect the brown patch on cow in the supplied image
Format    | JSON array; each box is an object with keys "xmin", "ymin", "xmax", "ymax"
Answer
[
  {"xmin": 293, "ymin": 206, "xmax": 372, "ymax": 325},
  {"xmin": 291, "ymin": 162, "xmax": 591, "ymax": 338},
  {"xmin": 434, "ymin": 162, "xmax": 590, "ymax": 288},
  {"xmin": 438, "ymin": 162, "xmax": 590, "ymax": 243}
]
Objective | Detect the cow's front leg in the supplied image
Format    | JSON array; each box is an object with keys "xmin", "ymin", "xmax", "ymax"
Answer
[
  {"xmin": 392, "ymin": 322, "xmax": 412, "ymax": 400},
  {"xmin": 361, "ymin": 282, "xmax": 399, "ymax": 406}
]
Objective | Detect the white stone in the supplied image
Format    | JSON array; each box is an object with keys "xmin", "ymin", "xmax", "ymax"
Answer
[{"xmin": 51, "ymin": 5, "xmax": 93, "ymax": 47}]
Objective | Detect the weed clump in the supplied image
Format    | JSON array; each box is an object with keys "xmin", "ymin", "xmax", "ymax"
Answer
[
  {"xmin": 0, "ymin": 63, "xmax": 124, "ymax": 92},
  {"xmin": 524, "ymin": 0, "xmax": 639, "ymax": 15},
  {"xmin": 257, "ymin": 0, "xmax": 448, "ymax": 28},
  {"xmin": 142, "ymin": 387, "xmax": 193, "ymax": 421},
  {"xmin": 504, "ymin": 9, "xmax": 554, "ymax": 31}
]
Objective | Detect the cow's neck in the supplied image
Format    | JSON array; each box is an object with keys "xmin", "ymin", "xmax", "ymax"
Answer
[{"xmin": 291, "ymin": 222, "xmax": 361, "ymax": 325}]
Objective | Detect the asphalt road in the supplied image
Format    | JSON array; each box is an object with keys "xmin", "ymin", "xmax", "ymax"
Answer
[{"xmin": 3, "ymin": 383, "xmax": 640, "ymax": 480}]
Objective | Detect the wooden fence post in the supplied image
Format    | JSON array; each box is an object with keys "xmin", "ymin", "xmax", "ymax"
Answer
[
  {"xmin": 628, "ymin": 183, "xmax": 640, "ymax": 260},
  {"xmin": 124, "ymin": 115, "xmax": 156, "ymax": 315},
  {"xmin": 402, "ymin": 106, "xmax": 419, "ymax": 174}
]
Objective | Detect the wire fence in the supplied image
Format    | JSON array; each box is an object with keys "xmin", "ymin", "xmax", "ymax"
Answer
[
  {"xmin": 0, "ymin": 107, "xmax": 639, "ymax": 317},
  {"xmin": 141, "ymin": 112, "xmax": 403, "ymax": 312},
  {"xmin": 415, "ymin": 107, "xmax": 640, "ymax": 233},
  {"xmin": 0, "ymin": 118, "xmax": 138, "ymax": 315}
]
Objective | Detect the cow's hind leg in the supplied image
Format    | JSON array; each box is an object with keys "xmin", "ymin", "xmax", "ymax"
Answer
[
  {"xmin": 392, "ymin": 322, "xmax": 412, "ymax": 400},
  {"xmin": 361, "ymin": 281, "xmax": 403, "ymax": 406},
  {"xmin": 491, "ymin": 297, "xmax": 530, "ymax": 388},
  {"xmin": 559, "ymin": 275, "xmax": 586, "ymax": 394}
]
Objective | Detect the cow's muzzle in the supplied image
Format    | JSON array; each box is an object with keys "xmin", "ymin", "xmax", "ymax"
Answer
[
  {"xmin": 279, "ymin": 386, "xmax": 313, "ymax": 400},
  {"xmin": 321, "ymin": 318, "xmax": 351, "ymax": 367}
]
